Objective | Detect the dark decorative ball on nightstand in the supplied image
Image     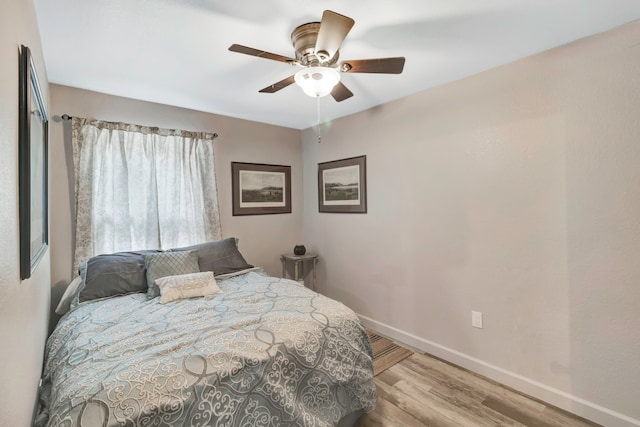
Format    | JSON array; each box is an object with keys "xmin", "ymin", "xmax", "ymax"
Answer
[{"xmin": 293, "ymin": 245, "xmax": 306, "ymax": 256}]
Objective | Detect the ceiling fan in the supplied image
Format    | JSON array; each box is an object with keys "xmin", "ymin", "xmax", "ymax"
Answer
[{"xmin": 229, "ymin": 10, "xmax": 405, "ymax": 102}]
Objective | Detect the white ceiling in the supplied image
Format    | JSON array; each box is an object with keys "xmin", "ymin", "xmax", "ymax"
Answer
[{"xmin": 34, "ymin": 0, "xmax": 640, "ymax": 130}]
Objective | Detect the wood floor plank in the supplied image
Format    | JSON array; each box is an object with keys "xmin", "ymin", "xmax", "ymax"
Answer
[
  {"xmin": 393, "ymin": 361, "xmax": 486, "ymax": 405},
  {"xmin": 375, "ymin": 367, "xmax": 405, "ymax": 388},
  {"xmin": 406, "ymin": 353, "xmax": 548, "ymax": 415},
  {"xmin": 395, "ymin": 376, "xmax": 519, "ymax": 427},
  {"xmin": 374, "ymin": 375, "xmax": 464, "ymax": 427},
  {"xmin": 361, "ymin": 408, "xmax": 398, "ymax": 427},
  {"xmin": 392, "ymin": 359, "xmax": 523, "ymax": 427},
  {"xmin": 540, "ymin": 405, "xmax": 602, "ymax": 427},
  {"xmin": 360, "ymin": 334, "xmax": 602, "ymax": 427},
  {"xmin": 482, "ymin": 395, "xmax": 557, "ymax": 427},
  {"xmin": 368, "ymin": 390, "xmax": 426, "ymax": 426}
]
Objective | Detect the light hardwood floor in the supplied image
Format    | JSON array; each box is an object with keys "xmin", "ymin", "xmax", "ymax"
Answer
[{"xmin": 360, "ymin": 351, "xmax": 600, "ymax": 427}]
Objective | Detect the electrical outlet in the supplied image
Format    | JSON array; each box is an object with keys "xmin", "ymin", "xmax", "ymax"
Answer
[{"xmin": 472, "ymin": 311, "xmax": 483, "ymax": 329}]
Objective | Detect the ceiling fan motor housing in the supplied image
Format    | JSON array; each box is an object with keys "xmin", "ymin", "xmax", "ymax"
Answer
[{"xmin": 291, "ymin": 22, "xmax": 338, "ymax": 66}]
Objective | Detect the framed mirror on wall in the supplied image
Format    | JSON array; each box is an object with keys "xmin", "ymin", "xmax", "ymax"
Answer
[{"xmin": 19, "ymin": 45, "xmax": 48, "ymax": 280}]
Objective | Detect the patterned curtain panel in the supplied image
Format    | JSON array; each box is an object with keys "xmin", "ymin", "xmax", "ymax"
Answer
[{"xmin": 71, "ymin": 117, "xmax": 222, "ymax": 272}]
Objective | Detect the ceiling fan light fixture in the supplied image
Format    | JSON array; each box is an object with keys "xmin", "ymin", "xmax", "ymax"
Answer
[{"xmin": 294, "ymin": 66, "xmax": 340, "ymax": 97}]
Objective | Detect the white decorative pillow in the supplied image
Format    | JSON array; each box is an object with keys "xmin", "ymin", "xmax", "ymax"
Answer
[
  {"xmin": 155, "ymin": 271, "xmax": 221, "ymax": 304},
  {"xmin": 55, "ymin": 276, "xmax": 84, "ymax": 315}
]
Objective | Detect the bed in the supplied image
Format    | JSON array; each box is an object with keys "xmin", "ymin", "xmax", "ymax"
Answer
[{"xmin": 37, "ymin": 238, "xmax": 376, "ymax": 426}]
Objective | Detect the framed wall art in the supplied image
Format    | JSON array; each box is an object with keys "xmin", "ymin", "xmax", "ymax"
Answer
[
  {"xmin": 232, "ymin": 162, "xmax": 292, "ymax": 215},
  {"xmin": 19, "ymin": 45, "xmax": 49, "ymax": 279},
  {"xmin": 318, "ymin": 155, "xmax": 367, "ymax": 213}
]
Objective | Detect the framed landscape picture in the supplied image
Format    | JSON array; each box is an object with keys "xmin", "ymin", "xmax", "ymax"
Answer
[
  {"xmin": 232, "ymin": 162, "xmax": 291, "ymax": 215},
  {"xmin": 318, "ymin": 155, "xmax": 367, "ymax": 213}
]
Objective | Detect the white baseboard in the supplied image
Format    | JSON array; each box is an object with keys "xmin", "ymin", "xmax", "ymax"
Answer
[{"xmin": 358, "ymin": 314, "xmax": 640, "ymax": 427}]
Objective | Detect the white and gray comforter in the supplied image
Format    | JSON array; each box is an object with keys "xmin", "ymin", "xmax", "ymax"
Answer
[{"xmin": 38, "ymin": 270, "xmax": 376, "ymax": 426}]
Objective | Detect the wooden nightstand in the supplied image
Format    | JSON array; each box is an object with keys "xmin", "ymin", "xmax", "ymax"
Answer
[{"xmin": 280, "ymin": 253, "xmax": 319, "ymax": 291}]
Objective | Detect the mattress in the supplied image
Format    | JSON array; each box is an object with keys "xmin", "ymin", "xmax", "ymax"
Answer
[{"xmin": 37, "ymin": 269, "xmax": 376, "ymax": 426}]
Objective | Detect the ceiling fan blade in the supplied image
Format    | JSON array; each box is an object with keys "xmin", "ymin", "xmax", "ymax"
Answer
[
  {"xmin": 229, "ymin": 44, "xmax": 296, "ymax": 64},
  {"xmin": 315, "ymin": 10, "xmax": 355, "ymax": 61},
  {"xmin": 341, "ymin": 57, "xmax": 406, "ymax": 74},
  {"xmin": 331, "ymin": 81, "xmax": 353, "ymax": 102},
  {"xmin": 258, "ymin": 75, "xmax": 296, "ymax": 93}
]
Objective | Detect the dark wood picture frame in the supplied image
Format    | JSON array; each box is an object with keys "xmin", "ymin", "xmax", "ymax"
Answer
[
  {"xmin": 232, "ymin": 162, "xmax": 291, "ymax": 216},
  {"xmin": 19, "ymin": 45, "xmax": 49, "ymax": 280},
  {"xmin": 318, "ymin": 155, "xmax": 367, "ymax": 213}
]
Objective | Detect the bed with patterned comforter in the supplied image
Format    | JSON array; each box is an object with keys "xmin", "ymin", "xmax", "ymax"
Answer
[{"xmin": 38, "ymin": 269, "xmax": 376, "ymax": 426}]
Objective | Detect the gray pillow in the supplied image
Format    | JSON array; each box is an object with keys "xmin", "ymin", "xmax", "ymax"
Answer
[
  {"xmin": 74, "ymin": 250, "xmax": 161, "ymax": 307},
  {"xmin": 169, "ymin": 237, "xmax": 253, "ymax": 276},
  {"xmin": 144, "ymin": 250, "xmax": 200, "ymax": 298}
]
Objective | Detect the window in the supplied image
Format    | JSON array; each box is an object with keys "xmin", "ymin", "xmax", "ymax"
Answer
[{"xmin": 71, "ymin": 118, "xmax": 222, "ymax": 270}]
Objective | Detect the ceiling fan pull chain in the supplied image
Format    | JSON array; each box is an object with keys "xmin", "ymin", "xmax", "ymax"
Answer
[{"xmin": 317, "ymin": 96, "xmax": 322, "ymax": 143}]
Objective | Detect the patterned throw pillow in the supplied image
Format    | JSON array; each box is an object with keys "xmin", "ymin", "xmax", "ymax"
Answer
[
  {"xmin": 169, "ymin": 237, "xmax": 253, "ymax": 276},
  {"xmin": 155, "ymin": 272, "xmax": 221, "ymax": 304},
  {"xmin": 144, "ymin": 250, "xmax": 200, "ymax": 298}
]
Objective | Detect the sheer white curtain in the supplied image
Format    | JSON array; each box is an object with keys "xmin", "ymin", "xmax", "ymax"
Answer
[{"xmin": 72, "ymin": 117, "xmax": 222, "ymax": 271}]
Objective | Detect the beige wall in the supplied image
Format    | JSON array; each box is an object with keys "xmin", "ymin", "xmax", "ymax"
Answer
[
  {"xmin": 39, "ymin": 17, "xmax": 640, "ymax": 427},
  {"xmin": 48, "ymin": 85, "xmax": 303, "ymax": 328},
  {"xmin": 302, "ymin": 22, "xmax": 640, "ymax": 426},
  {"xmin": 0, "ymin": 0, "xmax": 51, "ymax": 425}
]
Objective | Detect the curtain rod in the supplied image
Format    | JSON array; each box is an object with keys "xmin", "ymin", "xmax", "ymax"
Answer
[{"xmin": 60, "ymin": 114, "xmax": 219, "ymax": 139}]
